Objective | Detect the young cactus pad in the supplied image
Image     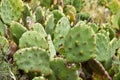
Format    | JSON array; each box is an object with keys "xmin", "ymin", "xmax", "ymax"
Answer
[
  {"xmin": 14, "ymin": 47, "xmax": 52, "ymax": 75},
  {"xmin": 19, "ymin": 31, "xmax": 48, "ymax": 49},
  {"xmin": 62, "ymin": 24, "xmax": 96, "ymax": 63}
]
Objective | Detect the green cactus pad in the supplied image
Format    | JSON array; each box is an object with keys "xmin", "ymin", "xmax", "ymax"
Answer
[
  {"xmin": 22, "ymin": 4, "xmax": 32, "ymax": 27},
  {"xmin": 32, "ymin": 23, "xmax": 47, "ymax": 37},
  {"xmin": 35, "ymin": 6, "xmax": 44, "ymax": 23},
  {"xmin": 14, "ymin": 47, "xmax": 52, "ymax": 75},
  {"xmin": 50, "ymin": 58, "xmax": 79, "ymax": 80},
  {"xmin": 0, "ymin": 0, "xmax": 23, "ymax": 24},
  {"xmin": 108, "ymin": 0, "xmax": 120, "ymax": 14},
  {"xmin": 19, "ymin": 31, "xmax": 48, "ymax": 49},
  {"xmin": 40, "ymin": 0, "xmax": 51, "ymax": 8},
  {"xmin": 52, "ymin": 10, "xmax": 65, "ymax": 24},
  {"xmin": 10, "ymin": 21, "xmax": 27, "ymax": 43},
  {"xmin": 63, "ymin": 24, "xmax": 96, "ymax": 63},
  {"xmin": 111, "ymin": 10, "xmax": 120, "ymax": 29},
  {"xmin": 107, "ymin": 38, "xmax": 120, "ymax": 59},
  {"xmin": 47, "ymin": 35, "xmax": 56, "ymax": 61},
  {"xmin": 95, "ymin": 29, "xmax": 120, "ymax": 61},
  {"xmin": 95, "ymin": 33, "xmax": 109, "ymax": 61},
  {"xmin": 73, "ymin": 0, "xmax": 83, "ymax": 12},
  {"xmin": 45, "ymin": 14, "xmax": 55, "ymax": 35},
  {"xmin": 53, "ymin": 17, "xmax": 70, "ymax": 51}
]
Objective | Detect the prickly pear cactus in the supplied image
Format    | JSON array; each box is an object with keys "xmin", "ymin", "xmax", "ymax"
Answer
[
  {"xmin": 0, "ymin": 0, "xmax": 120, "ymax": 80},
  {"xmin": 19, "ymin": 31, "xmax": 48, "ymax": 49},
  {"xmin": 0, "ymin": 0, "xmax": 23, "ymax": 24},
  {"xmin": 14, "ymin": 47, "xmax": 52, "ymax": 75},
  {"xmin": 53, "ymin": 17, "xmax": 70, "ymax": 51},
  {"xmin": 10, "ymin": 21, "xmax": 27, "ymax": 44},
  {"xmin": 62, "ymin": 23, "xmax": 96, "ymax": 63},
  {"xmin": 50, "ymin": 58, "xmax": 79, "ymax": 80}
]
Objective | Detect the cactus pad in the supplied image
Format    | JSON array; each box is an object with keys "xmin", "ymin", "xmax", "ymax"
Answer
[
  {"xmin": 50, "ymin": 58, "xmax": 79, "ymax": 80},
  {"xmin": 52, "ymin": 10, "xmax": 65, "ymax": 24},
  {"xmin": 45, "ymin": 14, "xmax": 55, "ymax": 35},
  {"xmin": 47, "ymin": 35, "xmax": 56, "ymax": 61},
  {"xmin": 14, "ymin": 47, "xmax": 51, "ymax": 75},
  {"xmin": 35, "ymin": 6, "xmax": 44, "ymax": 23},
  {"xmin": 53, "ymin": 17, "xmax": 70, "ymax": 51},
  {"xmin": 63, "ymin": 24, "xmax": 96, "ymax": 63},
  {"xmin": 0, "ymin": 0, "xmax": 23, "ymax": 24},
  {"xmin": 19, "ymin": 31, "xmax": 48, "ymax": 49},
  {"xmin": 10, "ymin": 21, "xmax": 27, "ymax": 43},
  {"xmin": 32, "ymin": 23, "xmax": 47, "ymax": 37}
]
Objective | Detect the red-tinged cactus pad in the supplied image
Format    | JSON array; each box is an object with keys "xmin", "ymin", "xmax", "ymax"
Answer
[
  {"xmin": 14, "ymin": 47, "xmax": 52, "ymax": 75},
  {"xmin": 63, "ymin": 24, "xmax": 96, "ymax": 63}
]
